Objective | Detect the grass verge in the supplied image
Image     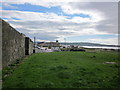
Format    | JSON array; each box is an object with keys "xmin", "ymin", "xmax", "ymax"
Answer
[{"xmin": 2, "ymin": 51, "xmax": 120, "ymax": 88}]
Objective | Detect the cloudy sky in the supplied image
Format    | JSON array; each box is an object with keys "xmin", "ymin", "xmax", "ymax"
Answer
[{"xmin": 1, "ymin": 0, "xmax": 119, "ymax": 45}]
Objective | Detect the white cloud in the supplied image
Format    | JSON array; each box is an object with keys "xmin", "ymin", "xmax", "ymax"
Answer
[
  {"xmin": 35, "ymin": 39, "xmax": 50, "ymax": 42},
  {"xmin": 1, "ymin": 9, "xmax": 117, "ymax": 42},
  {"xmin": 2, "ymin": 10, "xmax": 67, "ymax": 21},
  {"xmin": 2, "ymin": 10, "xmax": 103, "ymax": 24},
  {"xmin": 1, "ymin": 1, "xmax": 118, "ymax": 45},
  {"xmin": 2, "ymin": 3, "xmax": 18, "ymax": 9},
  {"xmin": 88, "ymin": 37, "xmax": 119, "ymax": 45},
  {"xmin": 2, "ymin": 0, "xmax": 119, "ymax": 6}
]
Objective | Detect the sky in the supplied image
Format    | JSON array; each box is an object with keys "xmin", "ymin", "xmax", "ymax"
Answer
[{"xmin": 1, "ymin": 0, "xmax": 119, "ymax": 45}]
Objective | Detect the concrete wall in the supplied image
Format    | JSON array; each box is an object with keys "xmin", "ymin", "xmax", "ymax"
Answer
[{"xmin": 2, "ymin": 19, "xmax": 34, "ymax": 68}]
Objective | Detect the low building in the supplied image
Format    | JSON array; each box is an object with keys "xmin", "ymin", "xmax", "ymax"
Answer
[{"xmin": 37, "ymin": 42, "xmax": 60, "ymax": 47}]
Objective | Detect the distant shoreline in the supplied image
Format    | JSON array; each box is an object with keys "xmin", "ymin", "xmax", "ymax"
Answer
[
  {"xmin": 60, "ymin": 42, "xmax": 120, "ymax": 48},
  {"xmin": 60, "ymin": 44, "xmax": 120, "ymax": 50},
  {"xmin": 82, "ymin": 46, "xmax": 120, "ymax": 50}
]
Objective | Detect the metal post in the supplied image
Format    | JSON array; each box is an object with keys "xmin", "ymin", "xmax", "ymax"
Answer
[{"xmin": 64, "ymin": 38, "xmax": 66, "ymax": 45}]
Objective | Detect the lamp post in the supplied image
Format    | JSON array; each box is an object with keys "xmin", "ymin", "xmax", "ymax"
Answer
[{"xmin": 64, "ymin": 38, "xmax": 66, "ymax": 46}]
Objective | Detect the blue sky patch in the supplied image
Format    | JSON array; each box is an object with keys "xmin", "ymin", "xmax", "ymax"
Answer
[
  {"xmin": 64, "ymin": 13, "xmax": 91, "ymax": 19},
  {"xmin": 3, "ymin": 3, "xmax": 91, "ymax": 19},
  {"xmin": 3, "ymin": 4, "xmax": 62, "ymax": 14}
]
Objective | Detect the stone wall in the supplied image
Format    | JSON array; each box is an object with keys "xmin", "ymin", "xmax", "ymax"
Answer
[
  {"xmin": 25, "ymin": 37, "xmax": 33, "ymax": 55},
  {"xmin": 2, "ymin": 19, "xmax": 26, "ymax": 68},
  {"xmin": 29, "ymin": 39, "xmax": 33, "ymax": 55},
  {"xmin": 2, "ymin": 19, "xmax": 33, "ymax": 68},
  {"xmin": 0, "ymin": 19, "xmax": 2, "ymax": 69},
  {"xmin": 0, "ymin": 19, "xmax": 2, "ymax": 89}
]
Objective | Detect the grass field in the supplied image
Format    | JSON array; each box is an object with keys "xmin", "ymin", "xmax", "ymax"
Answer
[{"xmin": 2, "ymin": 51, "xmax": 119, "ymax": 88}]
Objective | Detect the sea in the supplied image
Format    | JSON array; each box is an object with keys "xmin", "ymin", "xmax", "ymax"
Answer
[
  {"xmin": 60, "ymin": 43, "xmax": 120, "ymax": 50},
  {"xmin": 81, "ymin": 46, "xmax": 120, "ymax": 49}
]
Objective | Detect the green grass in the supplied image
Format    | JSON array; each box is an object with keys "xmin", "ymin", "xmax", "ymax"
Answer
[
  {"xmin": 0, "ymin": 70, "xmax": 2, "ymax": 89},
  {"xmin": 2, "ymin": 51, "xmax": 120, "ymax": 88}
]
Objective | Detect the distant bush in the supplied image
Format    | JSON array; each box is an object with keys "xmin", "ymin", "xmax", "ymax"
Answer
[
  {"xmin": 60, "ymin": 47, "xmax": 85, "ymax": 52},
  {"xmin": 70, "ymin": 48, "xmax": 85, "ymax": 51}
]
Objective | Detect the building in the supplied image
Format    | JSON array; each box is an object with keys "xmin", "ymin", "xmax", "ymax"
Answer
[{"xmin": 37, "ymin": 42, "xmax": 60, "ymax": 47}]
